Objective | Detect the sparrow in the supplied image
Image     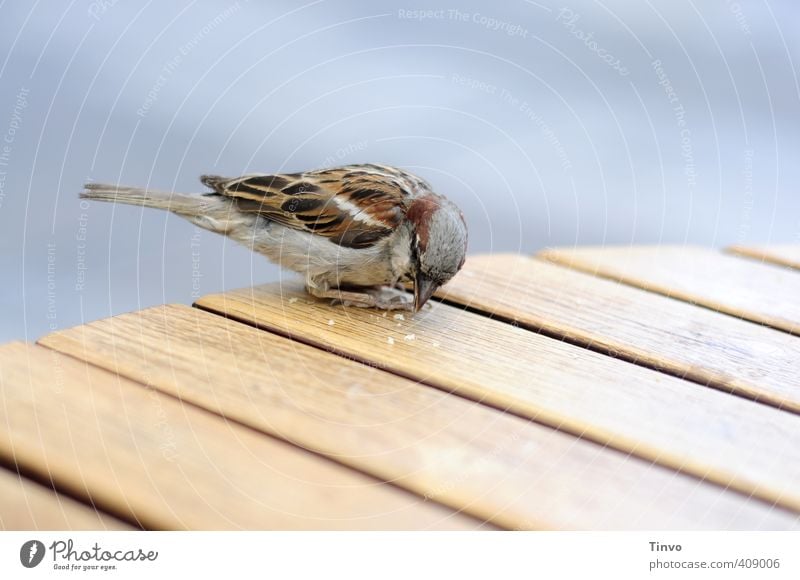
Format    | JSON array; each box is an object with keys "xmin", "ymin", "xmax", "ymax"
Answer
[{"xmin": 80, "ymin": 164, "xmax": 468, "ymax": 312}]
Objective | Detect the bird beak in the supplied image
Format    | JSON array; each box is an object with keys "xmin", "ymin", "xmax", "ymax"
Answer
[{"xmin": 414, "ymin": 274, "xmax": 439, "ymax": 312}]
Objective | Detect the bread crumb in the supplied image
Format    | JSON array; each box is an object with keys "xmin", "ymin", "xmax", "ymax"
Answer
[
  {"xmin": 387, "ymin": 337, "xmax": 395, "ymax": 345},
  {"xmin": 288, "ymin": 297, "xmax": 298, "ymax": 304},
  {"xmin": 393, "ymin": 314, "xmax": 405, "ymax": 321},
  {"xmin": 432, "ymin": 341, "xmax": 441, "ymax": 348},
  {"xmin": 327, "ymin": 319, "xmax": 335, "ymax": 326},
  {"xmin": 404, "ymin": 334, "xmax": 416, "ymax": 341}
]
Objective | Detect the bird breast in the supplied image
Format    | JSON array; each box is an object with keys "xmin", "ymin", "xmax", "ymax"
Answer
[{"xmin": 247, "ymin": 218, "xmax": 414, "ymax": 288}]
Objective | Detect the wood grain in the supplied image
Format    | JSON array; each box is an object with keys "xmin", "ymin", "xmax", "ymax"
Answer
[
  {"xmin": 0, "ymin": 468, "xmax": 131, "ymax": 530},
  {"xmin": 727, "ymin": 244, "xmax": 800, "ymax": 271},
  {"xmin": 0, "ymin": 342, "xmax": 476, "ymax": 530},
  {"xmin": 41, "ymin": 305, "xmax": 800, "ymax": 529},
  {"xmin": 190, "ymin": 283, "xmax": 800, "ymax": 516},
  {"xmin": 539, "ymin": 245, "xmax": 800, "ymax": 335},
  {"xmin": 439, "ymin": 253, "xmax": 800, "ymax": 414}
]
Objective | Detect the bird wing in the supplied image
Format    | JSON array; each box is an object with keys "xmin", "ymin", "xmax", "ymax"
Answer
[{"xmin": 200, "ymin": 165, "xmax": 424, "ymax": 249}]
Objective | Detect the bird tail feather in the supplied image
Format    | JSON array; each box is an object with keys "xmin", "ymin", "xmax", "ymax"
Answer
[{"xmin": 80, "ymin": 182, "xmax": 208, "ymax": 214}]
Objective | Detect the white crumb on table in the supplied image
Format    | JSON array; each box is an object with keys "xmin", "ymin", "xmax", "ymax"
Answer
[
  {"xmin": 393, "ymin": 314, "xmax": 405, "ymax": 321},
  {"xmin": 327, "ymin": 319, "xmax": 335, "ymax": 326},
  {"xmin": 387, "ymin": 337, "xmax": 395, "ymax": 345},
  {"xmin": 288, "ymin": 297, "xmax": 298, "ymax": 304},
  {"xmin": 432, "ymin": 341, "xmax": 441, "ymax": 348},
  {"xmin": 404, "ymin": 334, "xmax": 416, "ymax": 341}
]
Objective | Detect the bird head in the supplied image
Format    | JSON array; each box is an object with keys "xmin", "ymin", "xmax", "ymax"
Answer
[{"xmin": 407, "ymin": 196, "xmax": 468, "ymax": 311}]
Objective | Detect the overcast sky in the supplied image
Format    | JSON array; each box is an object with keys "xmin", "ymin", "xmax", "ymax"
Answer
[{"xmin": 1, "ymin": 0, "xmax": 798, "ymax": 342}]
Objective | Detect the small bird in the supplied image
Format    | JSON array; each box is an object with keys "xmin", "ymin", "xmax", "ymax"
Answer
[{"xmin": 80, "ymin": 164, "xmax": 468, "ymax": 312}]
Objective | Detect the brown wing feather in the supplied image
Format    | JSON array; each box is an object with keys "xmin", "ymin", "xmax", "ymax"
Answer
[{"xmin": 200, "ymin": 165, "xmax": 421, "ymax": 249}]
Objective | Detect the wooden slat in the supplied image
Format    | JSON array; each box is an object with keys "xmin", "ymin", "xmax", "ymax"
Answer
[
  {"xmin": 0, "ymin": 468, "xmax": 131, "ymax": 530},
  {"xmin": 728, "ymin": 244, "xmax": 800, "ymax": 271},
  {"xmin": 190, "ymin": 284, "xmax": 800, "ymax": 517},
  {"xmin": 539, "ymin": 245, "xmax": 800, "ymax": 335},
  {"xmin": 0, "ymin": 342, "xmax": 476, "ymax": 530},
  {"xmin": 439, "ymin": 253, "xmax": 800, "ymax": 414},
  {"xmin": 39, "ymin": 305, "xmax": 799, "ymax": 530}
]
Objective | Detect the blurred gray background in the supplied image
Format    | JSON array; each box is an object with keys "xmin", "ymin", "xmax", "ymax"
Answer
[{"xmin": 1, "ymin": 0, "xmax": 798, "ymax": 342}]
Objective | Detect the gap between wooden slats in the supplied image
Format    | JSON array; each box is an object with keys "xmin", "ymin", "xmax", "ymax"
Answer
[
  {"xmin": 179, "ymin": 284, "xmax": 800, "ymax": 516},
  {"xmin": 0, "ymin": 342, "xmax": 477, "ymax": 530},
  {"xmin": 727, "ymin": 244, "xmax": 800, "ymax": 271},
  {"xmin": 0, "ymin": 467, "xmax": 131, "ymax": 530},
  {"xmin": 539, "ymin": 245, "xmax": 800, "ymax": 335},
  {"xmin": 436, "ymin": 253, "xmax": 800, "ymax": 415},
  {"xmin": 39, "ymin": 305, "xmax": 800, "ymax": 530}
]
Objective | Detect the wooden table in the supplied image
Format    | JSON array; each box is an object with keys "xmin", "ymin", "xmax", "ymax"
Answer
[{"xmin": 2, "ymin": 244, "xmax": 800, "ymax": 530}]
